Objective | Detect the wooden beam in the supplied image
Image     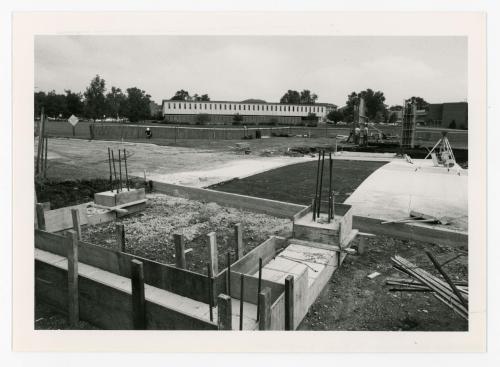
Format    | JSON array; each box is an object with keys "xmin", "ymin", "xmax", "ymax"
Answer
[
  {"xmin": 71, "ymin": 208, "xmax": 82, "ymax": 240},
  {"xmin": 36, "ymin": 203, "xmax": 46, "ymax": 230},
  {"xmin": 131, "ymin": 259, "xmax": 146, "ymax": 329},
  {"xmin": 207, "ymin": 232, "xmax": 218, "ymax": 276},
  {"xmin": 116, "ymin": 223, "xmax": 126, "ymax": 252},
  {"xmin": 174, "ymin": 233, "xmax": 186, "ymax": 269},
  {"xmin": 217, "ymin": 294, "xmax": 232, "ymax": 330},
  {"xmin": 234, "ymin": 223, "xmax": 243, "ymax": 260},
  {"xmin": 66, "ymin": 230, "xmax": 79, "ymax": 327},
  {"xmin": 258, "ymin": 287, "xmax": 271, "ymax": 330},
  {"xmin": 284, "ymin": 275, "xmax": 294, "ymax": 331}
]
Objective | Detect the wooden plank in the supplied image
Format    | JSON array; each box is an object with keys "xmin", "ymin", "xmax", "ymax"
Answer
[
  {"xmin": 145, "ymin": 300, "xmax": 217, "ymax": 330},
  {"xmin": 44, "ymin": 203, "xmax": 90, "ymax": 232},
  {"xmin": 229, "ymin": 270, "xmax": 284, "ymax": 305},
  {"xmin": 231, "ymin": 236, "xmax": 287, "ymax": 274},
  {"xmin": 288, "ymin": 238, "xmax": 356, "ymax": 254},
  {"xmin": 270, "ymin": 293, "xmax": 285, "ymax": 330},
  {"xmin": 66, "ymin": 230, "xmax": 79, "ymax": 327},
  {"xmin": 152, "ymin": 181, "xmax": 306, "ymax": 219},
  {"xmin": 292, "ymin": 267, "xmax": 309, "ymax": 328},
  {"xmin": 258, "ymin": 287, "xmax": 272, "ymax": 330},
  {"xmin": 174, "ymin": 233, "xmax": 186, "ymax": 269},
  {"xmin": 116, "ymin": 223, "xmax": 126, "ymax": 252},
  {"xmin": 284, "ymin": 275, "xmax": 294, "ymax": 330},
  {"xmin": 353, "ymin": 215, "xmax": 468, "ymax": 248},
  {"xmin": 131, "ymin": 259, "xmax": 146, "ymax": 329},
  {"xmin": 35, "ymin": 229, "xmax": 212, "ymax": 303},
  {"xmin": 217, "ymin": 294, "xmax": 232, "ymax": 330}
]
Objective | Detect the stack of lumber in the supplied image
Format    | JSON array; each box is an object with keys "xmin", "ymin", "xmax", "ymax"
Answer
[{"xmin": 389, "ymin": 255, "xmax": 468, "ymax": 320}]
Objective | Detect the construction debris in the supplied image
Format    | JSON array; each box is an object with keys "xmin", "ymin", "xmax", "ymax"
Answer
[{"xmin": 389, "ymin": 255, "xmax": 468, "ymax": 320}]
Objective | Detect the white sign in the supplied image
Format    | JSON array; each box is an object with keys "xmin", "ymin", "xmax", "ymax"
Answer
[{"xmin": 68, "ymin": 114, "xmax": 79, "ymax": 127}]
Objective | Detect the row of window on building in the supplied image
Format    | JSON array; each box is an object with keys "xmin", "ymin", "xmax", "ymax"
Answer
[{"xmin": 166, "ymin": 102, "xmax": 324, "ymax": 114}]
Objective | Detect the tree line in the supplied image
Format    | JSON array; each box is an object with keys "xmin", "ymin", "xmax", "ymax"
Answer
[{"xmin": 34, "ymin": 75, "xmax": 155, "ymax": 122}]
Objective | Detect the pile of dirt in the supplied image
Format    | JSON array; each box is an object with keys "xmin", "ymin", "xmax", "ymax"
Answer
[{"xmin": 81, "ymin": 193, "xmax": 292, "ymax": 274}]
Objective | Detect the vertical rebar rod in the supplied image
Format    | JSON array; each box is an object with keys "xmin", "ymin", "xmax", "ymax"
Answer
[
  {"xmin": 328, "ymin": 151, "xmax": 333, "ymax": 221},
  {"xmin": 111, "ymin": 150, "xmax": 118, "ymax": 190},
  {"xmin": 118, "ymin": 149, "xmax": 123, "ymax": 192},
  {"xmin": 124, "ymin": 148, "xmax": 130, "ymax": 191},
  {"xmin": 207, "ymin": 263, "xmax": 213, "ymax": 322},
  {"xmin": 256, "ymin": 257, "xmax": 262, "ymax": 320},
  {"xmin": 43, "ymin": 137, "xmax": 48, "ymax": 179},
  {"xmin": 227, "ymin": 252, "xmax": 231, "ymax": 298},
  {"xmin": 107, "ymin": 147, "xmax": 113, "ymax": 192},
  {"xmin": 239, "ymin": 274, "xmax": 244, "ymax": 330},
  {"xmin": 313, "ymin": 151, "xmax": 321, "ymax": 221},
  {"xmin": 317, "ymin": 151, "xmax": 325, "ymax": 217}
]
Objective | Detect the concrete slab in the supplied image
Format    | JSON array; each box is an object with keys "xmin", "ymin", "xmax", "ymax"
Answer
[{"xmin": 344, "ymin": 159, "xmax": 468, "ymax": 231}]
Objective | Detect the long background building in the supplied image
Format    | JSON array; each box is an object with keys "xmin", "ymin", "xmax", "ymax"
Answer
[{"xmin": 162, "ymin": 99, "xmax": 336, "ymax": 125}]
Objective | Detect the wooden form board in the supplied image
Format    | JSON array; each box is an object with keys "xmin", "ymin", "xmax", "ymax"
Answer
[
  {"xmin": 230, "ymin": 236, "xmax": 288, "ymax": 275},
  {"xmin": 228, "ymin": 271, "xmax": 284, "ymax": 305},
  {"xmin": 94, "ymin": 188, "xmax": 146, "ymax": 207},
  {"xmin": 35, "ymin": 229, "xmax": 212, "ymax": 304},
  {"xmin": 35, "ymin": 260, "xmax": 217, "ymax": 330},
  {"xmin": 352, "ymin": 215, "xmax": 468, "ymax": 248},
  {"xmin": 152, "ymin": 181, "xmax": 305, "ymax": 219},
  {"xmin": 44, "ymin": 203, "xmax": 91, "ymax": 232},
  {"xmin": 270, "ymin": 293, "xmax": 285, "ymax": 330}
]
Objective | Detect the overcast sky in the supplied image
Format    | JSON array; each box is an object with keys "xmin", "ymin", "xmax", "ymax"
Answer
[{"xmin": 35, "ymin": 35, "xmax": 467, "ymax": 106}]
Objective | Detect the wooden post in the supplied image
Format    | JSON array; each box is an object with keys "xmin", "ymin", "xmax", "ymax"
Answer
[
  {"xmin": 239, "ymin": 274, "xmax": 244, "ymax": 330},
  {"xmin": 36, "ymin": 108, "xmax": 45, "ymax": 175},
  {"xmin": 116, "ymin": 223, "xmax": 126, "ymax": 252},
  {"xmin": 284, "ymin": 275, "xmax": 294, "ymax": 331},
  {"xmin": 226, "ymin": 252, "xmax": 231, "ymax": 298},
  {"xmin": 357, "ymin": 236, "xmax": 366, "ymax": 255},
  {"xmin": 258, "ymin": 287, "xmax": 271, "ymax": 330},
  {"xmin": 131, "ymin": 259, "xmax": 146, "ymax": 329},
  {"xmin": 207, "ymin": 232, "xmax": 218, "ymax": 276},
  {"xmin": 43, "ymin": 136, "xmax": 48, "ymax": 179},
  {"xmin": 35, "ymin": 203, "xmax": 46, "ymax": 230},
  {"xmin": 217, "ymin": 294, "xmax": 232, "ymax": 330},
  {"xmin": 66, "ymin": 230, "xmax": 79, "ymax": 327},
  {"xmin": 234, "ymin": 223, "xmax": 243, "ymax": 260},
  {"xmin": 256, "ymin": 257, "xmax": 262, "ymax": 321},
  {"xmin": 207, "ymin": 263, "xmax": 214, "ymax": 322},
  {"xmin": 174, "ymin": 233, "xmax": 186, "ymax": 269},
  {"xmin": 69, "ymin": 209, "xmax": 81, "ymax": 240}
]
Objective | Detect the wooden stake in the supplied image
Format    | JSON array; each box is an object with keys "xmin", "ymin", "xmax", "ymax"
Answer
[
  {"xmin": 207, "ymin": 263, "xmax": 214, "ymax": 322},
  {"xmin": 207, "ymin": 232, "xmax": 218, "ymax": 276},
  {"xmin": 71, "ymin": 208, "xmax": 81, "ymax": 240},
  {"xmin": 36, "ymin": 108, "xmax": 45, "ymax": 175},
  {"xmin": 328, "ymin": 151, "xmax": 333, "ymax": 221},
  {"xmin": 35, "ymin": 203, "xmax": 46, "ymax": 230},
  {"xmin": 174, "ymin": 233, "xmax": 186, "ymax": 269},
  {"xmin": 217, "ymin": 294, "xmax": 232, "ymax": 330},
  {"xmin": 227, "ymin": 252, "xmax": 231, "ymax": 298},
  {"xmin": 66, "ymin": 230, "xmax": 79, "ymax": 327},
  {"xmin": 234, "ymin": 223, "xmax": 243, "ymax": 260},
  {"xmin": 131, "ymin": 259, "xmax": 146, "ymax": 329},
  {"xmin": 107, "ymin": 147, "xmax": 113, "ymax": 192},
  {"xmin": 256, "ymin": 257, "xmax": 262, "ymax": 321},
  {"xmin": 116, "ymin": 223, "xmax": 126, "ymax": 252},
  {"xmin": 239, "ymin": 274, "xmax": 244, "ymax": 330},
  {"xmin": 258, "ymin": 287, "xmax": 271, "ymax": 330},
  {"xmin": 313, "ymin": 150, "xmax": 321, "ymax": 221},
  {"xmin": 124, "ymin": 148, "xmax": 130, "ymax": 191},
  {"xmin": 111, "ymin": 150, "xmax": 118, "ymax": 191},
  {"xmin": 284, "ymin": 275, "xmax": 294, "ymax": 330},
  {"xmin": 43, "ymin": 136, "xmax": 48, "ymax": 179},
  {"xmin": 118, "ymin": 149, "xmax": 123, "ymax": 192},
  {"xmin": 317, "ymin": 151, "xmax": 325, "ymax": 217}
]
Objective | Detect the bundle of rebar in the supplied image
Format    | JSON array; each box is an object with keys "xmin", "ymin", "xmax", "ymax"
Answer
[
  {"xmin": 107, "ymin": 147, "xmax": 130, "ymax": 193},
  {"xmin": 312, "ymin": 150, "xmax": 334, "ymax": 222},
  {"xmin": 390, "ymin": 254, "xmax": 468, "ymax": 320}
]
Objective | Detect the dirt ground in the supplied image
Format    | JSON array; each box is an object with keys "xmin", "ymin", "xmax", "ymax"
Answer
[{"xmin": 81, "ymin": 193, "xmax": 292, "ymax": 275}]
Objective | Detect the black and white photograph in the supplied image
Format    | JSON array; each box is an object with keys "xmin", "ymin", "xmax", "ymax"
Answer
[{"xmin": 5, "ymin": 9, "xmax": 491, "ymax": 357}]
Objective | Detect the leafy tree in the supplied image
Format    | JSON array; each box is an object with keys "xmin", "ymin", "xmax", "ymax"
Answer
[
  {"xmin": 124, "ymin": 87, "xmax": 151, "ymax": 122},
  {"xmin": 389, "ymin": 105, "xmax": 403, "ymax": 111},
  {"xmin": 34, "ymin": 91, "xmax": 46, "ymax": 117},
  {"xmin": 65, "ymin": 90, "xmax": 84, "ymax": 117},
  {"xmin": 199, "ymin": 94, "xmax": 210, "ymax": 101},
  {"xmin": 44, "ymin": 90, "xmax": 67, "ymax": 118},
  {"xmin": 408, "ymin": 96, "xmax": 429, "ymax": 110},
  {"xmin": 232, "ymin": 113, "xmax": 243, "ymax": 125},
  {"xmin": 345, "ymin": 89, "xmax": 387, "ymax": 122},
  {"xmin": 171, "ymin": 89, "xmax": 190, "ymax": 101},
  {"xmin": 299, "ymin": 89, "xmax": 318, "ymax": 104},
  {"xmin": 105, "ymin": 87, "xmax": 126, "ymax": 119},
  {"xmin": 326, "ymin": 110, "xmax": 344, "ymax": 124},
  {"xmin": 84, "ymin": 75, "xmax": 107, "ymax": 120},
  {"xmin": 280, "ymin": 90, "xmax": 301, "ymax": 104},
  {"xmin": 195, "ymin": 113, "xmax": 211, "ymax": 125}
]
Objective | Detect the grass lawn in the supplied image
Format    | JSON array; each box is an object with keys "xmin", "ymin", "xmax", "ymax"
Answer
[{"xmin": 209, "ymin": 159, "xmax": 387, "ymax": 204}]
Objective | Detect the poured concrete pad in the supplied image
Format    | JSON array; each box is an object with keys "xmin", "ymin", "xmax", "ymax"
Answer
[{"xmin": 344, "ymin": 159, "xmax": 468, "ymax": 231}]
